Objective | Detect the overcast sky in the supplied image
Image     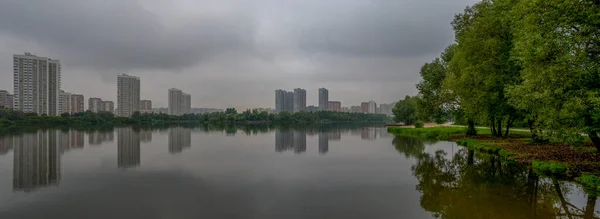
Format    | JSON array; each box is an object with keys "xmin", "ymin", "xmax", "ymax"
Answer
[{"xmin": 0, "ymin": 0, "xmax": 476, "ymax": 109}]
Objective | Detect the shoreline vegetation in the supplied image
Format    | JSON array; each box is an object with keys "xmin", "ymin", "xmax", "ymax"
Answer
[
  {"xmin": 388, "ymin": 126, "xmax": 600, "ymax": 193},
  {"xmin": 0, "ymin": 108, "xmax": 391, "ymax": 130}
]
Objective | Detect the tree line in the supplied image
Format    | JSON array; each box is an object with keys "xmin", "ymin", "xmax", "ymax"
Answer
[
  {"xmin": 393, "ymin": 0, "xmax": 600, "ymax": 150},
  {"xmin": 0, "ymin": 107, "xmax": 390, "ymax": 128}
]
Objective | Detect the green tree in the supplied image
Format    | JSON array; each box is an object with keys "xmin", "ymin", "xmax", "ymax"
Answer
[
  {"xmin": 508, "ymin": 0, "xmax": 600, "ymax": 149},
  {"xmin": 416, "ymin": 45, "xmax": 456, "ymax": 123},
  {"xmin": 446, "ymin": 0, "xmax": 521, "ymax": 137},
  {"xmin": 393, "ymin": 96, "xmax": 418, "ymax": 125}
]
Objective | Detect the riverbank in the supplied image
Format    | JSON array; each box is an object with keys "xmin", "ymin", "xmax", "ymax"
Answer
[{"xmin": 388, "ymin": 126, "xmax": 600, "ymax": 192}]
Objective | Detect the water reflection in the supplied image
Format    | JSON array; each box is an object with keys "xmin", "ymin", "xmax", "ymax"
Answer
[
  {"xmin": 117, "ymin": 128, "xmax": 141, "ymax": 168},
  {"xmin": 13, "ymin": 131, "xmax": 61, "ymax": 192},
  {"xmin": 392, "ymin": 136, "xmax": 600, "ymax": 218},
  {"xmin": 169, "ymin": 127, "xmax": 191, "ymax": 154},
  {"xmin": 88, "ymin": 130, "xmax": 114, "ymax": 145},
  {"xmin": 361, "ymin": 127, "xmax": 376, "ymax": 140},
  {"xmin": 319, "ymin": 133, "xmax": 329, "ymax": 154}
]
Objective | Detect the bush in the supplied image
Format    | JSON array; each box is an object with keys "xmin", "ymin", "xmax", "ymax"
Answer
[
  {"xmin": 532, "ymin": 160, "xmax": 568, "ymax": 176},
  {"xmin": 414, "ymin": 120, "xmax": 424, "ymax": 128}
]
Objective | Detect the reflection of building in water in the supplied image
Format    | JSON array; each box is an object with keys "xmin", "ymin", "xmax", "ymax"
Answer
[
  {"xmin": 59, "ymin": 130, "xmax": 84, "ymax": 154},
  {"xmin": 88, "ymin": 131, "xmax": 114, "ymax": 145},
  {"xmin": 169, "ymin": 127, "xmax": 191, "ymax": 154},
  {"xmin": 327, "ymin": 130, "xmax": 341, "ymax": 141},
  {"xmin": 376, "ymin": 128, "xmax": 393, "ymax": 138},
  {"xmin": 350, "ymin": 129, "xmax": 361, "ymax": 136},
  {"xmin": 319, "ymin": 133, "xmax": 329, "ymax": 154},
  {"xmin": 117, "ymin": 128, "xmax": 140, "ymax": 168},
  {"xmin": 361, "ymin": 127, "xmax": 377, "ymax": 140},
  {"xmin": 13, "ymin": 130, "xmax": 61, "ymax": 192},
  {"xmin": 139, "ymin": 130, "xmax": 152, "ymax": 143},
  {"xmin": 293, "ymin": 131, "xmax": 306, "ymax": 153},
  {"xmin": 275, "ymin": 130, "xmax": 306, "ymax": 153},
  {"xmin": 0, "ymin": 135, "xmax": 13, "ymax": 155}
]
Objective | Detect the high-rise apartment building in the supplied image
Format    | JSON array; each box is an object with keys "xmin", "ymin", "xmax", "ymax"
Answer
[
  {"xmin": 139, "ymin": 100, "xmax": 152, "ymax": 114},
  {"xmin": 328, "ymin": 101, "xmax": 341, "ymax": 112},
  {"xmin": 13, "ymin": 53, "xmax": 61, "ymax": 116},
  {"xmin": 368, "ymin": 101, "xmax": 377, "ymax": 114},
  {"xmin": 117, "ymin": 74, "xmax": 140, "ymax": 117},
  {"xmin": 293, "ymin": 88, "xmax": 306, "ymax": 113},
  {"xmin": 103, "ymin": 101, "xmax": 114, "ymax": 113},
  {"xmin": 169, "ymin": 88, "xmax": 183, "ymax": 115},
  {"xmin": 59, "ymin": 90, "xmax": 71, "ymax": 114},
  {"xmin": 318, "ymin": 88, "xmax": 329, "ymax": 111},
  {"xmin": 0, "ymin": 90, "xmax": 13, "ymax": 109},
  {"xmin": 70, "ymin": 94, "xmax": 85, "ymax": 114},
  {"xmin": 182, "ymin": 93, "xmax": 191, "ymax": 114},
  {"xmin": 361, "ymin": 102, "xmax": 369, "ymax": 113},
  {"xmin": 88, "ymin": 98, "xmax": 104, "ymax": 113}
]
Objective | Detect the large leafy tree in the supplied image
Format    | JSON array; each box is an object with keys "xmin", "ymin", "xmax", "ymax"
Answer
[
  {"xmin": 416, "ymin": 45, "xmax": 456, "ymax": 123},
  {"xmin": 393, "ymin": 95, "xmax": 419, "ymax": 125},
  {"xmin": 508, "ymin": 0, "xmax": 600, "ymax": 149},
  {"xmin": 445, "ymin": 0, "xmax": 521, "ymax": 137}
]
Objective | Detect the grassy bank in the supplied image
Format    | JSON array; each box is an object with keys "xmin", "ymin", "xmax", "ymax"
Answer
[{"xmin": 388, "ymin": 126, "xmax": 600, "ymax": 192}]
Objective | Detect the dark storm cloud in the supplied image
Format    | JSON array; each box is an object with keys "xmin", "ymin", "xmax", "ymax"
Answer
[{"xmin": 0, "ymin": 0, "xmax": 256, "ymax": 71}]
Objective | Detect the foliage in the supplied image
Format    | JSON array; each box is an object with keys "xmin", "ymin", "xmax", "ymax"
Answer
[
  {"xmin": 456, "ymin": 138, "xmax": 502, "ymax": 154},
  {"xmin": 392, "ymin": 95, "xmax": 419, "ymax": 125},
  {"xmin": 532, "ymin": 160, "xmax": 569, "ymax": 177},
  {"xmin": 416, "ymin": 45, "xmax": 455, "ymax": 122},
  {"xmin": 507, "ymin": 0, "xmax": 600, "ymax": 149},
  {"xmin": 576, "ymin": 174, "xmax": 600, "ymax": 192},
  {"xmin": 414, "ymin": 120, "xmax": 424, "ymax": 128}
]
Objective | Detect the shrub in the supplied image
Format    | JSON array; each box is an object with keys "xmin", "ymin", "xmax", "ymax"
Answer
[
  {"xmin": 414, "ymin": 120, "xmax": 424, "ymax": 128},
  {"xmin": 532, "ymin": 160, "xmax": 568, "ymax": 176}
]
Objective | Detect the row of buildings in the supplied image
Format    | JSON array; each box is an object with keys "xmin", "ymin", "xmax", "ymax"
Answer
[{"xmin": 274, "ymin": 87, "xmax": 394, "ymax": 115}]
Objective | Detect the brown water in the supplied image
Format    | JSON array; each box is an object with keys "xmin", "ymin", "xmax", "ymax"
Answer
[{"xmin": 0, "ymin": 126, "xmax": 597, "ymax": 219}]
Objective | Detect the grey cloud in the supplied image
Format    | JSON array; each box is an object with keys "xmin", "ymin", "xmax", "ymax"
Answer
[{"xmin": 0, "ymin": 0, "xmax": 256, "ymax": 72}]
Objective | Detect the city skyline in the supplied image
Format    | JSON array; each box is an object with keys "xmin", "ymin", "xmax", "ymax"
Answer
[{"xmin": 0, "ymin": 0, "xmax": 473, "ymax": 109}]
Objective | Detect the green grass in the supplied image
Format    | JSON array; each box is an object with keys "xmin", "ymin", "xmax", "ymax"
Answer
[
  {"xmin": 456, "ymin": 138, "xmax": 502, "ymax": 154},
  {"xmin": 387, "ymin": 127, "xmax": 467, "ymax": 140},
  {"xmin": 532, "ymin": 160, "xmax": 569, "ymax": 176},
  {"xmin": 576, "ymin": 174, "xmax": 600, "ymax": 192}
]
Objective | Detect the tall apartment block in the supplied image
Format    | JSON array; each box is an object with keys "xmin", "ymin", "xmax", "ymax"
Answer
[
  {"xmin": 88, "ymin": 97, "xmax": 103, "ymax": 113},
  {"xmin": 139, "ymin": 100, "xmax": 152, "ymax": 114},
  {"xmin": 103, "ymin": 101, "xmax": 114, "ymax": 113},
  {"xmin": 168, "ymin": 89, "xmax": 190, "ymax": 115},
  {"xmin": 13, "ymin": 53, "xmax": 61, "ymax": 116},
  {"xmin": 293, "ymin": 88, "xmax": 306, "ymax": 113},
  {"xmin": 0, "ymin": 90, "xmax": 13, "ymax": 109},
  {"xmin": 275, "ymin": 89, "xmax": 295, "ymax": 113},
  {"xmin": 361, "ymin": 102, "xmax": 369, "ymax": 113},
  {"xmin": 367, "ymin": 101, "xmax": 377, "ymax": 114},
  {"xmin": 70, "ymin": 94, "xmax": 85, "ymax": 114},
  {"xmin": 182, "ymin": 93, "xmax": 191, "ymax": 114},
  {"xmin": 59, "ymin": 90, "xmax": 71, "ymax": 114},
  {"xmin": 117, "ymin": 74, "xmax": 140, "ymax": 117},
  {"xmin": 318, "ymin": 88, "xmax": 329, "ymax": 111}
]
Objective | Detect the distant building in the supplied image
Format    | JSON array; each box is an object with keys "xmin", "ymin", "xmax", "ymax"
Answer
[
  {"xmin": 59, "ymin": 90, "xmax": 71, "ymax": 114},
  {"xmin": 117, "ymin": 74, "xmax": 140, "ymax": 117},
  {"xmin": 182, "ymin": 93, "xmax": 191, "ymax": 114},
  {"xmin": 0, "ymin": 90, "xmax": 13, "ymax": 109},
  {"xmin": 368, "ymin": 101, "xmax": 377, "ymax": 114},
  {"xmin": 168, "ymin": 89, "xmax": 190, "ymax": 115},
  {"xmin": 293, "ymin": 88, "xmax": 306, "ymax": 112},
  {"xmin": 190, "ymin": 108, "xmax": 223, "ymax": 114},
  {"xmin": 341, "ymin": 107, "xmax": 350, "ymax": 113},
  {"xmin": 88, "ymin": 98, "xmax": 104, "ymax": 113},
  {"xmin": 13, "ymin": 53, "xmax": 61, "ymax": 116},
  {"xmin": 350, "ymin": 105, "xmax": 362, "ymax": 113},
  {"xmin": 307, "ymin": 105, "xmax": 319, "ymax": 112},
  {"xmin": 361, "ymin": 102, "xmax": 369, "ymax": 113},
  {"xmin": 379, "ymin": 103, "xmax": 394, "ymax": 115},
  {"xmin": 70, "ymin": 94, "xmax": 85, "ymax": 114},
  {"xmin": 275, "ymin": 89, "xmax": 294, "ymax": 113},
  {"xmin": 328, "ymin": 101, "xmax": 341, "ymax": 112},
  {"xmin": 103, "ymin": 101, "xmax": 114, "ymax": 113},
  {"xmin": 318, "ymin": 88, "xmax": 329, "ymax": 111},
  {"xmin": 152, "ymin": 107, "xmax": 169, "ymax": 114},
  {"xmin": 139, "ymin": 100, "xmax": 152, "ymax": 114}
]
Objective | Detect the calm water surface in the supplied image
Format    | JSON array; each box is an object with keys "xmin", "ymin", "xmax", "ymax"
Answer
[{"xmin": 0, "ymin": 126, "xmax": 598, "ymax": 219}]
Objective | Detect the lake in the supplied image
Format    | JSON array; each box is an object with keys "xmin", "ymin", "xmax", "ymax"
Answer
[{"xmin": 0, "ymin": 125, "xmax": 598, "ymax": 219}]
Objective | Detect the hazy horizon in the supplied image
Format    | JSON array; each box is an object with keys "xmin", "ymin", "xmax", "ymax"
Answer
[{"xmin": 0, "ymin": 0, "xmax": 477, "ymax": 109}]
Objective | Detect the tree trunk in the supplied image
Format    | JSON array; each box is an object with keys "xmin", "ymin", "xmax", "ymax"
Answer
[
  {"xmin": 468, "ymin": 150, "xmax": 474, "ymax": 165},
  {"xmin": 584, "ymin": 194, "xmax": 597, "ymax": 219},
  {"xmin": 528, "ymin": 119, "xmax": 540, "ymax": 142},
  {"xmin": 588, "ymin": 130, "xmax": 600, "ymax": 152},
  {"xmin": 491, "ymin": 118, "xmax": 497, "ymax": 137},
  {"xmin": 467, "ymin": 118, "xmax": 477, "ymax": 135},
  {"xmin": 505, "ymin": 114, "xmax": 513, "ymax": 137},
  {"xmin": 497, "ymin": 117, "xmax": 503, "ymax": 138}
]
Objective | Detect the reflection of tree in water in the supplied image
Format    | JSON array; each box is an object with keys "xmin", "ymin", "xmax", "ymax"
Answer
[{"xmin": 393, "ymin": 136, "xmax": 600, "ymax": 218}]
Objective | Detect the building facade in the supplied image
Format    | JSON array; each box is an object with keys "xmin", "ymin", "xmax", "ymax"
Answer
[
  {"xmin": 275, "ymin": 89, "xmax": 294, "ymax": 113},
  {"xmin": 139, "ymin": 100, "xmax": 152, "ymax": 114},
  {"xmin": 88, "ymin": 98, "xmax": 104, "ymax": 113},
  {"xmin": 328, "ymin": 101, "xmax": 341, "ymax": 112},
  {"xmin": 70, "ymin": 94, "xmax": 85, "ymax": 114},
  {"xmin": 293, "ymin": 88, "xmax": 306, "ymax": 113},
  {"xmin": 59, "ymin": 90, "xmax": 71, "ymax": 114},
  {"xmin": 103, "ymin": 101, "xmax": 114, "ymax": 113},
  {"xmin": 361, "ymin": 102, "xmax": 369, "ymax": 113},
  {"xmin": 368, "ymin": 101, "xmax": 377, "ymax": 114},
  {"xmin": 117, "ymin": 74, "xmax": 140, "ymax": 117},
  {"xmin": 13, "ymin": 53, "xmax": 61, "ymax": 116},
  {"xmin": 318, "ymin": 88, "xmax": 329, "ymax": 111},
  {"xmin": 182, "ymin": 93, "xmax": 191, "ymax": 114},
  {"xmin": 0, "ymin": 90, "xmax": 13, "ymax": 109}
]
